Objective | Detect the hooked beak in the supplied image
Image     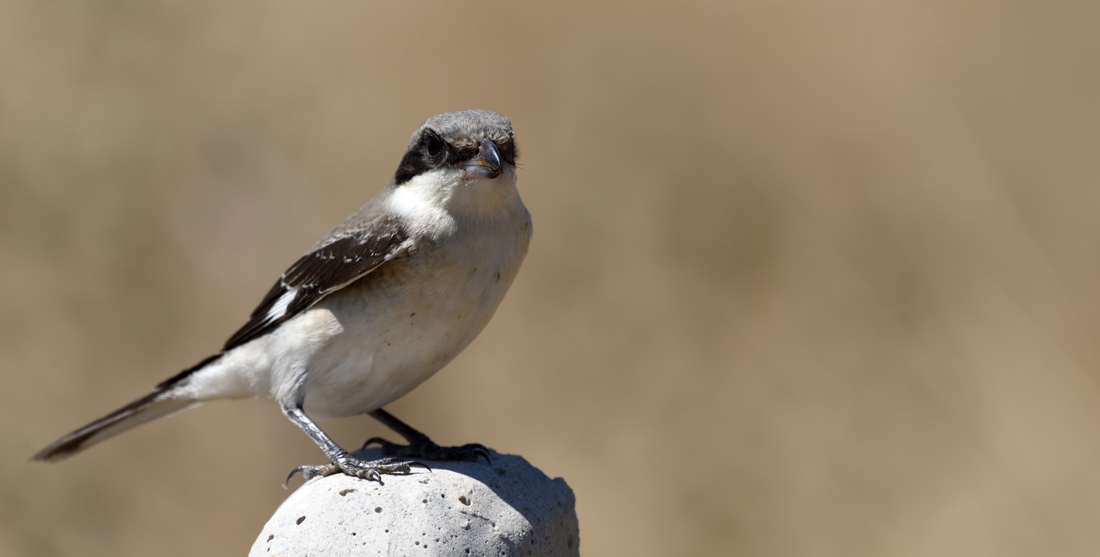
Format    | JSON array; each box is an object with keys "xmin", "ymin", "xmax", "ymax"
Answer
[{"xmin": 462, "ymin": 138, "xmax": 503, "ymax": 179}]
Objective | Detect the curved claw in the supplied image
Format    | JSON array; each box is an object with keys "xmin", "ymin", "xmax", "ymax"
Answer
[
  {"xmin": 283, "ymin": 467, "xmax": 300, "ymax": 488},
  {"xmin": 455, "ymin": 443, "xmax": 491, "ymax": 464},
  {"xmin": 283, "ymin": 465, "xmax": 315, "ymax": 489},
  {"xmin": 360, "ymin": 436, "xmax": 395, "ymax": 450}
]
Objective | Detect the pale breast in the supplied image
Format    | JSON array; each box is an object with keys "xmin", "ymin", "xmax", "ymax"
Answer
[{"xmin": 298, "ymin": 213, "xmax": 530, "ymax": 419}]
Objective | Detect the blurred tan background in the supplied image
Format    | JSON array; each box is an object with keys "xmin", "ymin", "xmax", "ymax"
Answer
[{"xmin": 3, "ymin": 1, "xmax": 1100, "ymax": 556}]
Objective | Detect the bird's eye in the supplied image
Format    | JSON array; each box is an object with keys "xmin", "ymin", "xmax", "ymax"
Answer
[{"xmin": 424, "ymin": 133, "xmax": 445, "ymax": 159}]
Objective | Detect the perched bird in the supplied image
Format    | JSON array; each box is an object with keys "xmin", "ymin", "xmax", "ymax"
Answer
[{"xmin": 33, "ymin": 110, "xmax": 532, "ymax": 483}]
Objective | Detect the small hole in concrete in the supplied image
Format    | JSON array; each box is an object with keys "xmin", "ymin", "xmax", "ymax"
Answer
[
  {"xmin": 458, "ymin": 495, "xmax": 470, "ymax": 506},
  {"xmin": 267, "ymin": 535, "xmax": 274, "ymax": 542},
  {"xmin": 375, "ymin": 507, "xmax": 383, "ymax": 513},
  {"xmin": 339, "ymin": 489, "xmax": 356, "ymax": 496},
  {"xmin": 296, "ymin": 516, "xmax": 306, "ymax": 525}
]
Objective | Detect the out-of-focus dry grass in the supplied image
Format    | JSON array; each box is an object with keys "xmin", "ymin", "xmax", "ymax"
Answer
[{"xmin": 3, "ymin": 1, "xmax": 1100, "ymax": 556}]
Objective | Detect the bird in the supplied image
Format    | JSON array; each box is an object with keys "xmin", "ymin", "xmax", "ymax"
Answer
[{"xmin": 32, "ymin": 110, "xmax": 532, "ymax": 484}]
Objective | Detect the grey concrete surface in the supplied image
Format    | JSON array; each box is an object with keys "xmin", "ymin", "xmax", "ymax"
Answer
[{"xmin": 251, "ymin": 450, "xmax": 578, "ymax": 556}]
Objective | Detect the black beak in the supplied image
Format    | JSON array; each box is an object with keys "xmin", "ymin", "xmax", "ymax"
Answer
[{"xmin": 463, "ymin": 139, "xmax": 503, "ymax": 179}]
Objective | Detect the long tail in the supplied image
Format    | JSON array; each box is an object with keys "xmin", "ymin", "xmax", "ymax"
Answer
[
  {"xmin": 31, "ymin": 391, "xmax": 201, "ymax": 463},
  {"xmin": 32, "ymin": 354, "xmax": 226, "ymax": 462}
]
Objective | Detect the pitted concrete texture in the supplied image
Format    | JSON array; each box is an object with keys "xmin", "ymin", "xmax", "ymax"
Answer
[{"xmin": 251, "ymin": 450, "xmax": 578, "ymax": 557}]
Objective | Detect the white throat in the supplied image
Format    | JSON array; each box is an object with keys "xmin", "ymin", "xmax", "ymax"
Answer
[{"xmin": 387, "ymin": 167, "xmax": 520, "ymax": 236}]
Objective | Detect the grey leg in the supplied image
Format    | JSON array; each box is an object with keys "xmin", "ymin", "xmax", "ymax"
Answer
[{"xmin": 282, "ymin": 404, "xmax": 428, "ymax": 485}]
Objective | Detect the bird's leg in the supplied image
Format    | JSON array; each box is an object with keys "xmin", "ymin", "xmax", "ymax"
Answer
[
  {"xmin": 282, "ymin": 404, "xmax": 428, "ymax": 486},
  {"xmin": 361, "ymin": 408, "xmax": 491, "ymax": 464}
]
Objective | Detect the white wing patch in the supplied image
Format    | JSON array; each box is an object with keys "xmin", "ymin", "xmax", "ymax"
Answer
[{"xmin": 265, "ymin": 286, "xmax": 299, "ymax": 323}]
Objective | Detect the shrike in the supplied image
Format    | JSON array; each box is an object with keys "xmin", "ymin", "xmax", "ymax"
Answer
[{"xmin": 33, "ymin": 110, "xmax": 532, "ymax": 483}]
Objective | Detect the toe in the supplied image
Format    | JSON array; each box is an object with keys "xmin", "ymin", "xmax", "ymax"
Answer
[{"xmin": 360, "ymin": 437, "xmax": 396, "ymax": 451}]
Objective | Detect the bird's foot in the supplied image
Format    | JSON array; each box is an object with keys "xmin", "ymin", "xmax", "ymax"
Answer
[
  {"xmin": 361, "ymin": 436, "xmax": 492, "ymax": 464},
  {"xmin": 284, "ymin": 453, "xmax": 429, "ymax": 487}
]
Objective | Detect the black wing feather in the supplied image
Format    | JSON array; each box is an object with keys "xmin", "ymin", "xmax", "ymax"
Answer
[{"xmin": 222, "ymin": 217, "xmax": 409, "ymax": 352}]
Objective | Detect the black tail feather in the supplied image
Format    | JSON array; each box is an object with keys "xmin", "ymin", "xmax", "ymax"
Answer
[{"xmin": 32, "ymin": 390, "xmax": 199, "ymax": 463}]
